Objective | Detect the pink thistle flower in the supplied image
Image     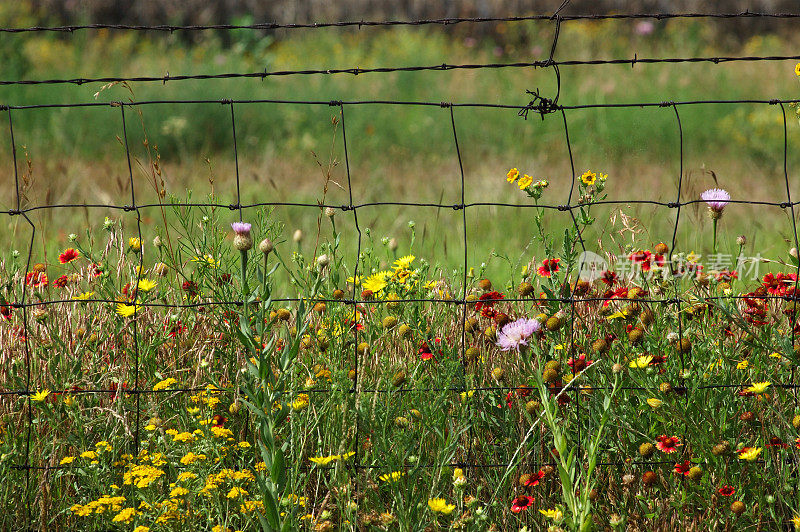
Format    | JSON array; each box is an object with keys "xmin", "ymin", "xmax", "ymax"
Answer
[
  {"xmin": 496, "ymin": 318, "xmax": 541, "ymax": 352},
  {"xmin": 701, "ymin": 188, "xmax": 730, "ymax": 212}
]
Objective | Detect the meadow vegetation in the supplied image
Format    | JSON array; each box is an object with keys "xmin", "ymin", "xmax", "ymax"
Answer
[{"xmin": 4, "ymin": 4, "xmax": 800, "ymax": 530}]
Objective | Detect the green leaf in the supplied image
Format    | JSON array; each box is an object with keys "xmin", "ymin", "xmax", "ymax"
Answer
[{"xmin": 271, "ymin": 447, "xmax": 287, "ymax": 491}]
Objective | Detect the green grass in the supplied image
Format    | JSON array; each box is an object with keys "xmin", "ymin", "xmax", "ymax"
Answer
[{"xmin": 1, "ymin": 16, "xmax": 800, "ymax": 279}]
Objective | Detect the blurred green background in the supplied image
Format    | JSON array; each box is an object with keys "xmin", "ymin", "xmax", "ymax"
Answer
[{"xmin": 2, "ymin": 1, "xmax": 800, "ymax": 282}]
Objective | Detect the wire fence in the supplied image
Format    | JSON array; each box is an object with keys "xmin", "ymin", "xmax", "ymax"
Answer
[{"xmin": 3, "ymin": 7, "xmax": 800, "ymax": 527}]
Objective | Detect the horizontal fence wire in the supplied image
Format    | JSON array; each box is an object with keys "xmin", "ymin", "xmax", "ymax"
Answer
[{"xmin": 2, "ymin": 9, "xmax": 799, "ymax": 528}]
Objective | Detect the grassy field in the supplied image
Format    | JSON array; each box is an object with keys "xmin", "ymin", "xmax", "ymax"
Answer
[
  {"xmin": 4, "ymin": 10, "xmax": 800, "ymax": 531},
  {"xmin": 2, "ymin": 15, "xmax": 800, "ymax": 281}
]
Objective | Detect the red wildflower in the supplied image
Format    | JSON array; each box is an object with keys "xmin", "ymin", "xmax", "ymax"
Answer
[
  {"xmin": 90, "ymin": 263, "xmax": 104, "ymax": 277},
  {"xmin": 475, "ymin": 291, "xmax": 504, "ymax": 312},
  {"xmin": 600, "ymin": 270, "xmax": 618, "ymax": 286},
  {"xmin": 58, "ymin": 248, "xmax": 79, "ymax": 264},
  {"xmin": 419, "ymin": 342, "xmax": 434, "ymax": 361},
  {"xmin": 767, "ymin": 436, "xmax": 789, "ymax": 449},
  {"xmin": 182, "ymin": 280, "xmax": 199, "ymax": 297},
  {"xmin": 629, "ymin": 250, "xmax": 654, "ymax": 272},
  {"xmin": 673, "ymin": 460, "xmax": 692, "ymax": 476},
  {"xmin": 656, "ymin": 435, "xmax": 682, "ymax": 454},
  {"xmin": 715, "ymin": 269, "xmax": 738, "ymax": 282},
  {"xmin": 524, "ymin": 469, "xmax": 546, "ymax": 487},
  {"xmin": 0, "ymin": 305, "xmax": 12, "ymax": 321},
  {"xmin": 25, "ymin": 271, "xmax": 48, "ymax": 287},
  {"xmin": 510, "ymin": 495, "xmax": 535, "ymax": 513},
  {"xmin": 212, "ymin": 414, "xmax": 227, "ymax": 427},
  {"xmin": 795, "ymin": 437, "xmax": 800, "ymax": 450},
  {"xmin": 567, "ymin": 353, "xmax": 594, "ymax": 372},
  {"xmin": 52, "ymin": 275, "xmax": 69, "ymax": 288},
  {"xmin": 537, "ymin": 258, "xmax": 560, "ymax": 277},
  {"xmin": 717, "ymin": 485, "xmax": 735, "ymax": 497}
]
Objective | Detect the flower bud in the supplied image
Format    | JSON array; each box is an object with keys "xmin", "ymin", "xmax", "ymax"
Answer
[
  {"xmin": 324, "ymin": 207, "xmax": 336, "ymax": 218},
  {"xmin": 259, "ymin": 238, "xmax": 274, "ymax": 255},
  {"xmin": 231, "ymin": 222, "xmax": 253, "ymax": 251},
  {"xmin": 736, "ymin": 235, "xmax": 746, "ymax": 246},
  {"xmin": 293, "ymin": 229, "xmax": 303, "ymax": 243}
]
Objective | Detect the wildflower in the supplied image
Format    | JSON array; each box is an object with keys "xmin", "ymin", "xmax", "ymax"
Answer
[
  {"xmin": 74, "ymin": 291, "xmax": 94, "ymax": 301},
  {"xmin": 496, "ymin": 318, "xmax": 541, "ymax": 352},
  {"xmin": 25, "ymin": 271, "xmax": 48, "ymax": 287},
  {"xmin": 537, "ymin": 258, "xmax": 560, "ymax": 277},
  {"xmin": 291, "ymin": 394, "xmax": 310, "ymax": 411},
  {"xmin": 737, "ymin": 360, "xmax": 749, "ymax": 370},
  {"xmin": 133, "ymin": 527, "xmax": 150, "ymax": 532},
  {"xmin": 630, "ymin": 355, "xmax": 653, "ymax": 369},
  {"xmin": 177, "ymin": 472, "xmax": 198, "ymax": 482},
  {"xmin": 453, "ymin": 467, "xmax": 467, "ymax": 487},
  {"xmin": 744, "ymin": 381, "xmax": 771, "ymax": 394},
  {"xmin": 180, "ymin": 452, "xmax": 206, "ymax": 465},
  {"xmin": 231, "ymin": 222, "xmax": 253, "ymax": 251},
  {"xmin": 59, "ymin": 248, "xmax": 80, "ymax": 264},
  {"xmin": 169, "ymin": 487, "xmax": 189, "ymax": 498},
  {"xmin": 379, "ymin": 471, "xmax": 405, "ymax": 483},
  {"xmin": 646, "ymin": 398, "xmax": 663, "ymax": 408},
  {"xmin": 510, "ymin": 495, "xmax": 535, "ymax": 513},
  {"xmin": 567, "ymin": 354, "xmax": 593, "ymax": 372},
  {"xmin": 656, "ymin": 435, "xmax": 682, "ymax": 454},
  {"xmin": 116, "ymin": 302, "xmax": 141, "ymax": 318},
  {"xmin": 738, "ymin": 447, "xmax": 762, "ymax": 461},
  {"xmin": 718, "ymin": 485, "xmax": 735, "ymax": 496},
  {"xmin": 128, "ymin": 237, "xmax": 142, "ymax": 251},
  {"xmin": 428, "ymin": 498, "xmax": 456, "ymax": 514},
  {"xmin": 226, "ymin": 487, "xmax": 248, "ymax": 499},
  {"xmin": 137, "ymin": 279, "xmax": 157, "ymax": 292},
  {"xmin": 580, "ymin": 170, "xmax": 597, "ymax": 186},
  {"xmin": 30, "ymin": 389, "xmax": 50, "ymax": 402},
  {"xmin": 673, "ymin": 460, "xmax": 692, "ymax": 476},
  {"xmin": 153, "ymin": 378, "xmax": 177, "ymax": 391},
  {"xmin": 60, "ymin": 456, "xmax": 76, "ymax": 465},
  {"xmin": 524, "ymin": 469, "xmax": 546, "ymax": 487},
  {"xmin": 80, "ymin": 450, "xmax": 97, "ymax": 460},
  {"xmin": 362, "ymin": 273, "xmax": 389, "ymax": 294},
  {"xmin": 540, "ymin": 508, "xmax": 564, "ymax": 520},
  {"xmin": 518, "ymin": 174, "xmax": 534, "ymax": 189},
  {"xmin": 506, "ymin": 168, "xmax": 520, "ymax": 183},
  {"xmin": 394, "ymin": 255, "xmax": 415, "ymax": 269},
  {"xmin": 796, "ymin": 63, "xmax": 800, "ymax": 77},
  {"xmin": 310, "ymin": 455, "xmax": 338, "ymax": 465},
  {"xmin": 701, "ymin": 188, "xmax": 730, "ymax": 217},
  {"xmin": 112, "ymin": 507, "xmax": 136, "ymax": 524}
]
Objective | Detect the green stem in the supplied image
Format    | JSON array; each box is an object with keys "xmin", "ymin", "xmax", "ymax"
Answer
[{"xmin": 712, "ymin": 218, "xmax": 718, "ymax": 256}]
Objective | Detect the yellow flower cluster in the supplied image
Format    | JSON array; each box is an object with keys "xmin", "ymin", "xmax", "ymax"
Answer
[
  {"xmin": 153, "ymin": 377, "xmax": 178, "ymax": 391},
  {"xmin": 70, "ymin": 495, "xmax": 127, "ymax": 516},
  {"xmin": 123, "ymin": 464, "xmax": 166, "ymax": 488}
]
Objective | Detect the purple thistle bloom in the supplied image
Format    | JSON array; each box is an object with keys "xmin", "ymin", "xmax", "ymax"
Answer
[
  {"xmin": 231, "ymin": 222, "xmax": 252, "ymax": 236},
  {"xmin": 496, "ymin": 318, "xmax": 541, "ymax": 352},
  {"xmin": 701, "ymin": 188, "xmax": 730, "ymax": 212}
]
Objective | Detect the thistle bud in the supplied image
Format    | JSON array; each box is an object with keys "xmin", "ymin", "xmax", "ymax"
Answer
[
  {"xmin": 293, "ymin": 229, "xmax": 303, "ymax": 243},
  {"xmin": 259, "ymin": 238, "xmax": 274, "ymax": 255},
  {"xmin": 324, "ymin": 207, "xmax": 336, "ymax": 218},
  {"xmin": 231, "ymin": 222, "xmax": 253, "ymax": 251}
]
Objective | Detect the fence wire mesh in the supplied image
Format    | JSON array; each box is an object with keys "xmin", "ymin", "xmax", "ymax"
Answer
[{"xmin": 2, "ymin": 7, "xmax": 800, "ymax": 528}]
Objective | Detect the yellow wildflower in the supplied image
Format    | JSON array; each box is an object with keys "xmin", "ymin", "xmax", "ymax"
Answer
[
  {"xmin": 60, "ymin": 456, "xmax": 76, "ymax": 465},
  {"xmin": 745, "ymin": 382, "xmax": 771, "ymax": 394},
  {"xmin": 153, "ymin": 377, "xmax": 177, "ymax": 391},
  {"xmin": 133, "ymin": 527, "xmax": 150, "ymax": 532},
  {"xmin": 30, "ymin": 389, "xmax": 50, "ymax": 402},
  {"xmin": 112, "ymin": 507, "xmax": 136, "ymax": 524},
  {"xmin": 394, "ymin": 255, "xmax": 415, "ymax": 270},
  {"xmin": 646, "ymin": 398, "xmax": 663, "ymax": 408},
  {"xmin": 738, "ymin": 447, "xmax": 762, "ymax": 461},
  {"xmin": 506, "ymin": 168, "xmax": 520, "ymax": 183},
  {"xmin": 137, "ymin": 279, "xmax": 157, "ymax": 292},
  {"xmin": 629, "ymin": 355, "xmax": 653, "ymax": 369},
  {"xmin": 73, "ymin": 291, "xmax": 95, "ymax": 300},
  {"xmin": 379, "ymin": 471, "xmax": 405, "ymax": 483},
  {"xmin": 540, "ymin": 508, "xmax": 564, "ymax": 520},
  {"xmin": 580, "ymin": 170, "xmax": 597, "ymax": 186},
  {"xmin": 795, "ymin": 63, "xmax": 800, "ymax": 77},
  {"xmin": 116, "ymin": 302, "xmax": 140, "ymax": 318},
  {"xmin": 226, "ymin": 487, "xmax": 248, "ymax": 499},
  {"xmin": 428, "ymin": 498, "xmax": 456, "ymax": 514},
  {"xmin": 518, "ymin": 174, "xmax": 534, "ymax": 190},
  {"xmin": 737, "ymin": 360, "xmax": 749, "ymax": 370}
]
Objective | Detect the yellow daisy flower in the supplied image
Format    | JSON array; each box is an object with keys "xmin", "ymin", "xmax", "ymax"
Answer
[{"xmin": 506, "ymin": 168, "xmax": 520, "ymax": 183}]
